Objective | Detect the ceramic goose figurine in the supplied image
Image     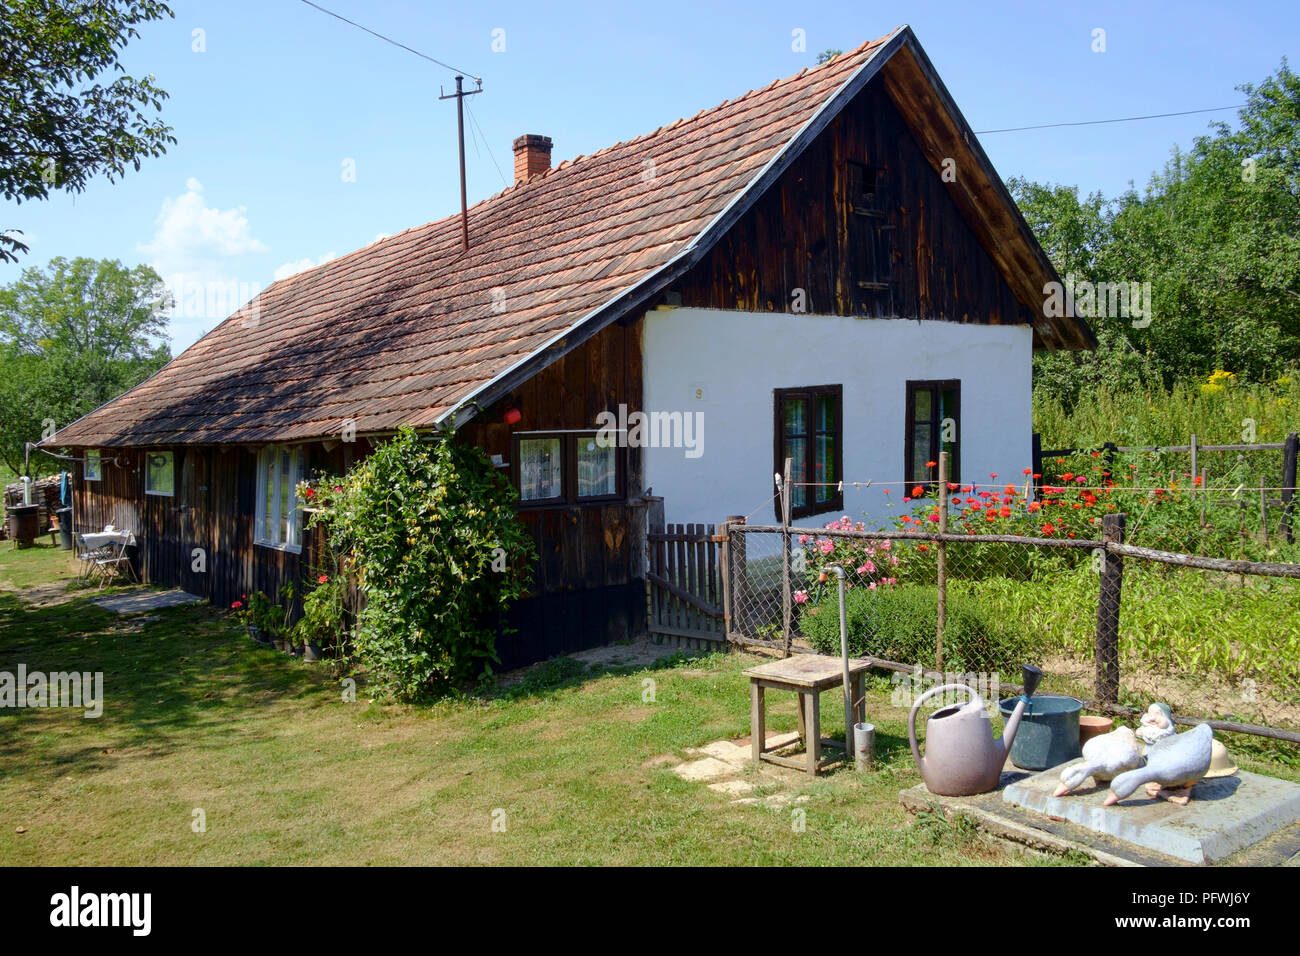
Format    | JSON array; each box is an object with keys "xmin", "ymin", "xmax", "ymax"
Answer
[
  {"xmin": 1136, "ymin": 702, "xmax": 1176, "ymax": 747},
  {"xmin": 1104, "ymin": 722, "xmax": 1214, "ymax": 806},
  {"xmin": 1053, "ymin": 726, "xmax": 1145, "ymax": 796}
]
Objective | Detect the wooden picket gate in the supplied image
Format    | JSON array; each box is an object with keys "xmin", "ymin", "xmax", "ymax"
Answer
[{"xmin": 647, "ymin": 522, "xmax": 725, "ymax": 643}]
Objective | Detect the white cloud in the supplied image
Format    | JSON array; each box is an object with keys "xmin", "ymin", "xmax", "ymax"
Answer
[
  {"xmin": 273, "ymin": 252, "xmax": 336, "ymax": 281},
  {"xmin": 137, "ymin": 178, "xmax": 268, "ymax": 353},
  {"xmin": 139, "ymin": 178, "xmax": 266, "ymax": 274}
]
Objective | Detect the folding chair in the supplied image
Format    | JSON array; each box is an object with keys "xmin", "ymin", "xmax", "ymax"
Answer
[
  {"xmin": 93, "ymin": 536, "xmax": 137, "ymax": 589},
  {"xmin": 76, "ymin": 533, "xmax": 113, "ymax": 583}
]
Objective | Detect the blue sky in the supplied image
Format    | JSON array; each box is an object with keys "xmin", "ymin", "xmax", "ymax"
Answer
[{"xmin": 4, "ymin": 0, "xmax": 1297, "ymax": 352}]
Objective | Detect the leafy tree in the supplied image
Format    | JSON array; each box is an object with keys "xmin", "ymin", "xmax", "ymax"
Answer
[
  {"xmin": 817, "ymin": 49, "xmax": 843, "ymax": 65},
  {"xmin": 1014, "ymin": 60, "xmax": 1300, "ymax": 407},
  {"xmin": 0, "ymin": 0, "xmax": 175, "ymax": 262},
  {"xmin": 0, "ymin": 256, "xmax": 171, "ymax": 473}
]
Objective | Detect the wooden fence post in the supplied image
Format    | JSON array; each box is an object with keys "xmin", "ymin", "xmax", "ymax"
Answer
[
  {"xmin": 780, "ymin": 457, "xmax": 793, "ymax": 657},
  {"xmin": 1189, "ymin": 433, "xmax": 1198, "ymax": 492},
  {"xmin": 1031, "ymin": 432, "xmax": 1042, "ymax": 499},
  {"xmin": 645, "ymin": 496, "xmax": 665, "ymax": 640},
  {"xmin": 1095, "ymin": 512, "xmax": 1126, "ymax": 704},
  {"xmin": 720, "ymin": 515, "xmax": 744, "ymax": 642},
  {"xmin": 936, "ymin": 451, "xmax": 948, "ymax": 671},
  {"xmin": 1282, "ymin": 431, "xmax": 1298, "ymax": 545}
]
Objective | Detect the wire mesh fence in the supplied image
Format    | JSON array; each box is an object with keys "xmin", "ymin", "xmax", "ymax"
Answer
[{"xmin": 723, "ymin": 511, "xmax": 1300, "ymax": 739}]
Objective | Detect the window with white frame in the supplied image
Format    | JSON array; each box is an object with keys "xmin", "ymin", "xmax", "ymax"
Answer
[
  {"xmin": 256, "ymin": 446, "xmax": 306, "ymax": 551},
  {"xmin": 84, "ymin": 449, "xmax": 102, "ymax": 482}
]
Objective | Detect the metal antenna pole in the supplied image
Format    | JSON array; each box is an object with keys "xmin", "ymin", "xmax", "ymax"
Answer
[{"xmin": 439, "ymin": 75, "xmax": 482, "ymax": 252}]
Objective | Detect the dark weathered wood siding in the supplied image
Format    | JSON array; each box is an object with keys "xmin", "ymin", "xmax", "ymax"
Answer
[
  {"xmin": 71, "ymin": 441, "xmax": 369, "ymax": 612},
  {"xmin": 668, "ymin": 75, "xmax": 1036, "ymax": 327},
  {"xmin": 461, "ymin": 321, "xmax": 647, "ymax": 670},
  {"xmin": 71, "ymin": 321, "xmax": 645, "ymax": 672}
]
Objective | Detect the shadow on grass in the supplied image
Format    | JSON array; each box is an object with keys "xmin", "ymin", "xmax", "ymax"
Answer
[
  {"xmin": 0, "ymin": 588, "xmax": 332, "ymax": 777},
  {"xmin": 492, "ymin": 648, "xmax": 722, "ymax": 703}
]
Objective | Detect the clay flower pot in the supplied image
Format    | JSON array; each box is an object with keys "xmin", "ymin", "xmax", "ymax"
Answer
[{"xmin": 1079, "ymin": 714, "xmax": 1114, "ymax": 745}]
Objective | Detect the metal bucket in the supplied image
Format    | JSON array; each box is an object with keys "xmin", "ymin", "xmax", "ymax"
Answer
[{"xmin": 998, "ymin": 693, "xmax": 1082, "ymax": 770}]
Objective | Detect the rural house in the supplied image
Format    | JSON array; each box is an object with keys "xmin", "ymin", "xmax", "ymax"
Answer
[{"xmin": 46, "ymin": 26, "xmax": 1095, "ymax": 669}]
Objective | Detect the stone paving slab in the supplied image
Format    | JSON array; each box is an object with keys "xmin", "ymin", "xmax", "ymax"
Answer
[
  {"xmin": 91, "ymin": 589, "xmax": 203, "ymax": 615},
  {"xmin": 1002, "ymin": 765, "xmax": 1300, "ymax": 865}
]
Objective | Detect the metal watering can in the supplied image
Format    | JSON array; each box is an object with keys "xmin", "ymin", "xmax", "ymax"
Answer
[{"xmin": 908, "ymin": 665, "xmax": 1043, "ymax": 796}]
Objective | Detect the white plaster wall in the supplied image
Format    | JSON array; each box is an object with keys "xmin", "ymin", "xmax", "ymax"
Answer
[{"xmin": 641, "ymin": 307, "xmax": 1033, "ymax": 527}]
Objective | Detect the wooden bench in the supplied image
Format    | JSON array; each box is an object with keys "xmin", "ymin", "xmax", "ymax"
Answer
[{"xmin": 744, "ymin": 655, "xmax": 871, "ymax": 776}]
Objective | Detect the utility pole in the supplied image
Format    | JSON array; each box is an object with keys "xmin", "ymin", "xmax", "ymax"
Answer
[{"xmin": 439, "ymin": 75, "xmax": 482, "ymax": 252}]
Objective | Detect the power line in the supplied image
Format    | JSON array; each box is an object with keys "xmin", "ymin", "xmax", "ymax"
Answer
[
  {"xmin": 976, "ymin": 104, "xmax": 1246, "ymax": 135},
  {"xmin": 297, "ymin": 0, "xmax": 481, "ymax": 81},
  {"xmin": 467, "ymin": 100, "xmax": 509, "ymax": 189}
]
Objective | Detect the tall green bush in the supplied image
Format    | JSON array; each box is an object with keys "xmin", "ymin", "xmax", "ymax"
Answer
[{"xmin": 310, "ymin": 426, "xmax": 535, "ymax": 699}]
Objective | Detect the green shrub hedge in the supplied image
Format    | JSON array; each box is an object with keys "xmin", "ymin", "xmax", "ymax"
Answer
[{"xmin": 801, "ymin": 584, "xmax": 1033, "ymax": 675}]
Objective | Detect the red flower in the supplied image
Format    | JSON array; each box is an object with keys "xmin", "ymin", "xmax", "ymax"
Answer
[
  {"xmin": 1075, "ymin": 476, "xmax": 1086, "ymax": 484},
  {"xmin": 230, "ymin": 600, "xmax": 243, "ymax": 610},
  {"xmin": 917, "ymin": 544, "xmax": 929, "ymax": 552},
  {"xmin": 1004, "ymin": 484, "xmax": 1015, "ymax": 495},
  {"xmin": 989, "ymin": 473, "xmax": 998, "ymax": 480},
  {"xmin": 999, "ymin": 506, "xmax": 1011, "ymax": 518},
  {"xmin": 1022, "ymin": 468, "xmax": 1032, "ymax": 475},
  {"xmin": 925, "ymin": 460, "xmax": 937, "ymax": 469},
  {"xmin": 912, "ymin": 486, "xmax": 925, "ymax": 498},
  {"xmin": 1040, "ymin": 523, "xmax": 1055, "ymax": 535},
  {"xmin": 1028, "ymin": 501, "xmax": 1041, "ymax": 513},
  {"xmin": 304, "ymin": 487, "xmax": 316, "ymax": 498},
  {"xmin": 883, "ymin": 488, "xmax": 891, "ymax": 494},
  {"xmin": 970, "ymin": 502, "xmax": 982, "ymax": 510},
  {"xmin": 985, "ymin": 513, "xmax": 997, "ymax": 523},
  {"xmin": 318, "ymin": 574, "xmax": 329, "ymax": 584},
  {"xmin": 927, "ymin": 512, "xmax": 940, "ymax": 523}
]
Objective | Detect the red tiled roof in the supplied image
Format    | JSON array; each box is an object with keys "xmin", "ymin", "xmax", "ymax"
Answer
[
  {"xmin": 51, "ymin": 33, "xmax": 899, "ymax": 447},
  {"xmin": 55, "ymin": 27, "xmax": 1090, "ymax": 448}
]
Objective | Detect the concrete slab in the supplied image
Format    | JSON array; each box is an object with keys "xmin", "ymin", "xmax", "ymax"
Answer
[
  {"xmin": 91, "ymin": 589, "xmax": 203, "ymax": 615},
  {"xmin": 1002, "ymin": 767, "xmax": 1300, "ymax": 865}
]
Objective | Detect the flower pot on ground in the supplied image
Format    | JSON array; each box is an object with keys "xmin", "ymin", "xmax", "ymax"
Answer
[{"xmin": 302, "ymin": 641, "xmax": 323, "ymax": 663}]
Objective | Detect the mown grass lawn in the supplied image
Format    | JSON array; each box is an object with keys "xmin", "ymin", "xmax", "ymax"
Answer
[{"xmin": 0, "ymin": 543, "xmax": 1291, "ymax": 866}]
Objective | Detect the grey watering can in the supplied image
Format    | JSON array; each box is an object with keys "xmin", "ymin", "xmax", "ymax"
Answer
[{"xmin": 908, "ymin": 665, "xmax": 1042, "ymax": 796}]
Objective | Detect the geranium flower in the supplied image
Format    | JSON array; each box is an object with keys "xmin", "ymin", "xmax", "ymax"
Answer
[
  {"xmin": 989, "ymin": 473, "xmax": 998, "ymax": 480},
  {"xmin": 318, "ymin": 574, "xmax": 329, "ymax": 584},
  {"xmin": 231, "ymin": 601, "xmax": 243, "ymax": 610}
]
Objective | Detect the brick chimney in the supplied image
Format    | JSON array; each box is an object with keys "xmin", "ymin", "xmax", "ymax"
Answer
[{"xmin": 512, "ymin": 134, "xmax": 553, "ymax": 184}]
